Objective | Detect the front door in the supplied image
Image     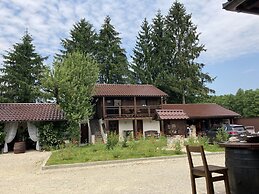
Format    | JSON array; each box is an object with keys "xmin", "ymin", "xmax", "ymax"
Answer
[
  {"xmin": 137, "ymin": 120, "xmax": 143, "ymax": 137},
  {"xmin": 108, "ymin": 120, "xmax": 119, "ymax": 134},
  {"xmin": 80, "ymin": 123, "xmax": 89, "ymax": 144}
]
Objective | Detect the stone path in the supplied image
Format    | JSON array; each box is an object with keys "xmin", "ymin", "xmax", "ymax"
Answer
[{"xmin": 0, "ymin": 151, "xmax": 227, "ymax": 194}]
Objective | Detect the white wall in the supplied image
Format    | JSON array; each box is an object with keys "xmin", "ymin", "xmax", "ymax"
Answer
[
  {"xmin": 119, "ymin": 120, "xmax": 133, "ymax": 140},
  {"xmin": 143, "ymin": 119, "xmax": 160, "ymax": 136}
]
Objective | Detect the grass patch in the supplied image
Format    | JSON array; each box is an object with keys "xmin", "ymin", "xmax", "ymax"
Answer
[
  {"xmin": 46, "ymin": 136, "xmax": 224, "ymax": 166},
  {"xmin": 47, "ymin": 137, "xmax": 178, "ymax": 165},
  {"xmin": 184, "ymin": 136, "xmax": 224, "ymax": 152}
]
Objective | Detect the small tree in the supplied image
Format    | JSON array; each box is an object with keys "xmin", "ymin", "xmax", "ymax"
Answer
[{"xmin": 43, "ymin": 52, "xmax": 99, "ymax": 141}]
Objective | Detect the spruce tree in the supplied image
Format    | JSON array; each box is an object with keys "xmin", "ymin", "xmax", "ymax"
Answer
[
  {"xmin": 0, "ymin": 32, "xmax": 47, "ymax": 103},
  {"xmin": 163, "ymin": 2, "xmax": 214, "ymax": 103},
  {"xmin": 131, "ymin": 18, "xmax": 153, "ymax": 84},
  {"xmin": 151, "ymin": 11, "xmax": 166, "ymax": 83},
  {"xmin": 96, "ymin": 16, "xmax": 129, "ymax": 84},
  {"xmin": 59, "ymin": 18, "xmax": 97, "ymax": 58}
]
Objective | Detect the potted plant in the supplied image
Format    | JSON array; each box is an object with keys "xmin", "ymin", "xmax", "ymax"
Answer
[{"xmin": 14, "ymin": 126, "xmax": 27, "ymax": 154}]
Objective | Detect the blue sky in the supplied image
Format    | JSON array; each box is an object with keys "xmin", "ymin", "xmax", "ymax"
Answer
[{"xmin": 0, "ymin": 0, "xmax": 258, "ymax": 95}]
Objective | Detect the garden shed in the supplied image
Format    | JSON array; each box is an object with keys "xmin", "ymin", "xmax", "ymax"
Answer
[{"xmin": 0, "ymin": 103, "xmax": 65, "ymax": 153}]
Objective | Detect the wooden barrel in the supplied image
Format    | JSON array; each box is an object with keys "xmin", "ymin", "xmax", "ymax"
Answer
[
  {"xmin": 226, "ymin": 147, "xmax": 259, "ymax": 194},
  {"xmin": 13, "ymin": 141, "xmax": 26, "ymax": 154}
]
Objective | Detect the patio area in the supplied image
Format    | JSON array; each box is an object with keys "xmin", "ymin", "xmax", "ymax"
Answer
[{"xmin": 0, "ymin": 151, "xmax": 226, "ymax": 194}]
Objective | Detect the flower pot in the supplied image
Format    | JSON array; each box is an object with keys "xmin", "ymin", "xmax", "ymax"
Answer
[{"xmin": 14, "ymin": 141, "xmax": 26, "ymax": 154}]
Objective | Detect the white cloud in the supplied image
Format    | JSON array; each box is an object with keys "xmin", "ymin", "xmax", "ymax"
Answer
[{"xmin": 0, "ymin": 0, "xmax": 259, "ymax": 67}]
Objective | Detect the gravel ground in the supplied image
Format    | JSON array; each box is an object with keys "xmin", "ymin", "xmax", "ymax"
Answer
[{"xmin": 0, "ymin": 151, "xmax": 227, "ymax": 194}]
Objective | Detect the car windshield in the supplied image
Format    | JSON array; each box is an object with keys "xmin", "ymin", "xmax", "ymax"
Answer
[
  {"xmin": 226, "ymin": 125, "xmax": 245, "ymax": 131},
  {"xmin": 233, "ymin": 126, "xmax": 245, "ymax": 131}
]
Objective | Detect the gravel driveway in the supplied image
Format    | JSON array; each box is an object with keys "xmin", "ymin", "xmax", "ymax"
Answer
[{"xmin": 0, "ymin": 151, "xmax": 226, "ymax": 194}]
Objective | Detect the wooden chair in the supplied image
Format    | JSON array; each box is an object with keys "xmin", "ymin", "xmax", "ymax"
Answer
[{"xmin": 185, "ymin": 145, "xmax": 230, "ymax": 194}]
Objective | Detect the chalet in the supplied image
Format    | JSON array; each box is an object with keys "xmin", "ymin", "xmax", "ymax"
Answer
[
  {"xmin": 87, "ymin": 84, "xmax": 168, "ymax": 142},
  {"xmin": 0, "ymin": 85, "xmax": 241, "ymax": 149}
]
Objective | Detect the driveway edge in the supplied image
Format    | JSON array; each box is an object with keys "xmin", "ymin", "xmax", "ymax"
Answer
[{"xmin": 42, "ymin": 152, "xmax": 224, "ymax": 170}]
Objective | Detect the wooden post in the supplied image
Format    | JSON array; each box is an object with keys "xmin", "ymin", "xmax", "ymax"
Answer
[
  {"xmin": 102, "ymin": 97, "xmax": 106, "ymax": 118},
  {"xmin": 161, "ymin": 120, "xmax": 164, "ymax": 135},
  {"xmin": 119, "ymin": 106, "xmax": 121, "ymax": 117},
  {"xmin": 161, "ymin": 97, "xmax": 163, "ymax": 106},
  {"xmin": 134, "ymin": 96, "xmax": 137, "ymax": 117},
  {"xmin": 134, "ymin": 119, "xmax": 137, "ymax": 138}
]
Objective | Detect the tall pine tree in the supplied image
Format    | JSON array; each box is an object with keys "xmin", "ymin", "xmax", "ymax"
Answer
[
  {"xmin": 59, "ymin": 18, "xmax": 97, "ymax": 58},
  {"xmin": 96, "ymin": 16, "xmax": 129, "ymax": 84},
  {"xmin": 0, "ymin": 31, "xmax": 47, "ymax": 103},
  {"xmin": 132, "ymin": 2, "xmax": 214, "ymax": 103},
  {"xmin": 163, "ymin": 2, "xmax": 214, "ymax": 103},
  {"xmin": 131, "ymin": 18, "xmax": 153, "ymax": 84}
]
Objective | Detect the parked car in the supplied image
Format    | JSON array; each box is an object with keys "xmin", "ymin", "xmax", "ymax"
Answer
[
  {"xmin": 245, "ymin": 126, "xmax": 255, "ymax": 134},
  {"xmin": 206, "ymin": 124, "xmax": 246, "ymax": 142},
  {"xmin": 206, "ymin": 128, "xmax": 219, "ymax": 142},
  {"xmin": 225, "ymin": 124, "xmax": 246, "ymax": 136}
]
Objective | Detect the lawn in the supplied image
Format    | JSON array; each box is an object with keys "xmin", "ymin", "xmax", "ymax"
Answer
[
  {"xmin": 47, "ymin": 137, "xmax": 178, "ymax": 165},
  {"xmin": 46, "ymin": 136, "xmax": 224, "ymax": 166}
]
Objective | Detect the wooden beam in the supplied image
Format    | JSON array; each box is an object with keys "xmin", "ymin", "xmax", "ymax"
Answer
[
  {"xmin": 102, "ymin": 97, "xmax": 106, "ymax": 118},
  {"xmin": 134, "ymin": 96, "xmax": 137, "ymax": 117}
]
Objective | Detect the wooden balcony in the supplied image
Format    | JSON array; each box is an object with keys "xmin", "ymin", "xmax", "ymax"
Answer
[{"xmin": 104, "ymin": 105, "xmax": 160, "ymax": 118}]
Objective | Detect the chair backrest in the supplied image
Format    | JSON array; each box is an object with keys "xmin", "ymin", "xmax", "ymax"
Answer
[{"xmin": 186, "ymin": 145, "xmax": 209, "ymax": 175}]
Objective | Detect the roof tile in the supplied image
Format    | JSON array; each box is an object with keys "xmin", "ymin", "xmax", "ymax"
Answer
[
  {"xmin": 162, "ymin": 103, "xmax": 240, "ymax": 119},
  {"xmin": 156, "ymin": 109, "xmax": 189, "ymax": 120},
  {"xmin": 0, "ymin": 103, "xmax": 66, "ymax": 122},
  {"xmin": 94, "ymin": 84, "xmax": 168, "ymax": 97}
]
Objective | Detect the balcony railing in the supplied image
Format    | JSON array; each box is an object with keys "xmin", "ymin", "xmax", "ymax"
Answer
[{"xmin": 105, "ymin": 105, "xmax": 160, "ymax": 118}]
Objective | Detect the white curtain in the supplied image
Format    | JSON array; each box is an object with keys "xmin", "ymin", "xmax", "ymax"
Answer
[
  {"xmin": 4, "ymin": 122, "xmax": 18, "ymax": 153},
  {"xmin": 27, "ymin": 122, "xmax": 40, "ymax": 151}
]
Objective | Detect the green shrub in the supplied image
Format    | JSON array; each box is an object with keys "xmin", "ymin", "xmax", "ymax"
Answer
[
  {"xmin": 121, "ymin": 137, "xmax": 128, "ymax": 148},
  {"xmin": 197, "ymin": 136, "xmax": 209, "ymax": 147},
  {"xmin": 184, "ymin": 136, "xmax": 198, "ymax": 146},
  {"xmin": 215, "ymin": 128, "xmax": 229, "ymax": 143},
  {"xmin": 38, "ymin": 123, "xmax": 65, "ymax": 150},
  {"xmin": 0, "ymin": 123, "xmax": 5, "ymax": 145},
  {"xmin": 174, "ymin": 139, "xmax": 182, "ymax": 154},
  {"xmin": 106, "ymin": 132, "xmax": 119, "ymax": 150}
]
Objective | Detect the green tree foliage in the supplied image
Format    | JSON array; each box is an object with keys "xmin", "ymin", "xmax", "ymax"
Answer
[
  {"xmin": 131, "ymin": 2, "xmax": 214, "ymax": 103},
  {"xmin": 131, "ymin": 18, "xmax": 153, "ymax": 84},
  {"xmin": 96, "ymin": 16, "xmax": 129, "ymax": 83},
  {"xmin": 203, "ymin": 89, "xmax": 259, "ymax": 117},
  {"xmin": 59, "ymin": 18, "xmax": 97, "ymax": 58},
  {"xmin": 49, "ymin": 52, "xmax": 99, "ymax": 124},
  {"xmin": 0, "ymin": 32, "xmax": 47, "ymax": 102}
]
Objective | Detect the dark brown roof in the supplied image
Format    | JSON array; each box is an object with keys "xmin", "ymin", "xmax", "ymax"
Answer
[
  {"xmin": 156, "ymin": 109, "xmax": 189, "ymax": 120},
  {"xmin": 0, "ymin": 103, "xmax": 66, "ymax": 122},
  {"xmin": 162, "ymin": 103, "xmax": 240, "ymax": 119},
  {"xmin": 223, "ymin": 0, "xmax": 259, "ymax": 15},
  {"xmin": 94, "ymin": 84, "xmax": 168, "ymax": 97}
]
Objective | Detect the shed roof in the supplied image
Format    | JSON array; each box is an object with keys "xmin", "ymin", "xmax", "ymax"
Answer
[
  {"xmin": 162, "ymin": 103, "xmax": 240, "ymax": 119},
  {"xmin": 94, "ymin": 84, "xmax": 168, "ymax": 97},
  {"xmin": 156, "ymin": 109, "xmax": 189, "ymax": 120},
  {"xmin": 0, "ymin": 103, "xmax": 66, "ymax": 122}
]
